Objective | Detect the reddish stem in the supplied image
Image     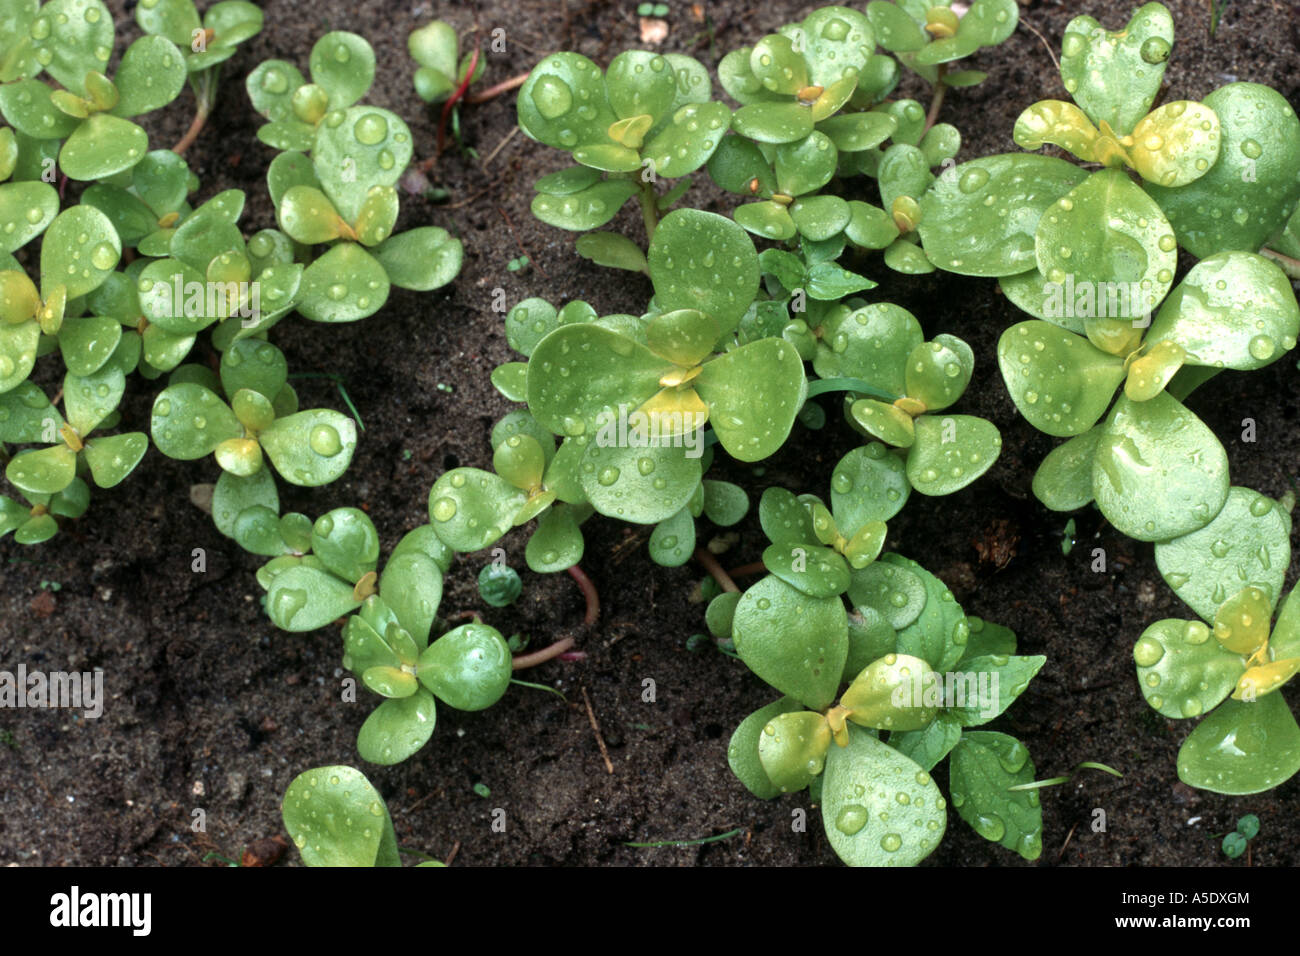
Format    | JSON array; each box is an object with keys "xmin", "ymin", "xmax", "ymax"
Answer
[
  {"xmin": 464, "ymin": 71, "xmax": 529, "ymax": 104},
  {"xmin": 567, "ymin": 564, "xmax": 600, "ymax": 626},
  {"xmin": 512, "ymin": 637, "xmax": 575, "ymax": 670},
  {"xmin": 694, "ymin": 548, "xmax": 739, "ymax": 594},
  {"xmin": 437, "ymin": 46, "xmax": 481, "ymax": 157},
  {"xmin": 173, "ymin": 103, "xmax": 210, "ymax": 156},
  {"xmin": 727, "ymin": 561, "xmax": 766, "ymax": 579},
  {"xmin": 922, "ymin": 64, "xmax": 947, "ymax": 136}
]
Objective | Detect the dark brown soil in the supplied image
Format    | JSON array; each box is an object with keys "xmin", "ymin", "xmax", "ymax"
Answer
[{"xmin": 2, "ymin": 0, "xmax": 1299, "ymax": 867}]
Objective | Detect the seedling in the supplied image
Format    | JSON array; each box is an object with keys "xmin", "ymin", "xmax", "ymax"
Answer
[
  {"xmin": 0, "ymin": 477, "xmax": 89, "ymax": 545},
  {"xmin": 0, "ymin": 0, "xmax": 188, "ymax": 180},
  {"xmin": 636, "ymin": 3, "xmax": 669, "ymax": 18},
  {"xmin": 151, "ymin": 339, "xmax": 357, "ymax": 487},
  {"xmin": 1221, "ymin": 814, "xmax": 1258, "ymax": 859},
  {"xmin": 478, "ymin": 563, "xmax": 522, "ymax": 607},
  {"xmin": 408, "ymin": 20, "xmax": 484, "ymax": 107}
]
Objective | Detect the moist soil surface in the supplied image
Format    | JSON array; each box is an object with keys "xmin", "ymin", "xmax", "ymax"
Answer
[{"xmin": 3, "ymin": 0, "xmax": 1299, "ymax": 867}]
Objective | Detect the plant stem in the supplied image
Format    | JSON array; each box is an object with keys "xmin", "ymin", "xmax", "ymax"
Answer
[
  {"xmin": 438, "ymin": 46, "xmax": 481, "ymax": 156},
  {"xmin": 727, "ymin": 561, "xmax": 767, "ymax": 579},
  {"xmin": 173, "ymin": 71, "xmax": 217, "ymax": 156},
  {"xmin": 694, "ymin": 548, "xmax": 739, "ymax": 594},
  {"xmin": 512, "ymin": 636, "xmax": 575, "ymax": 670},
  {"xmin": 638, "ymin": 178, "xmax": 659, "ymax": 243},
  {"xmin": 804, "ymin": 376, "xmax": 897, "ymax": 402},
  {"xmin": 922, "ymin": 63, "xmax": 948, "ymax": 136},
  {"xmin": 464, "ymin": 71, "xmax": 530, "ymax": 104},
  {"xmin": 566, "ymin": 564, "xmax": 600, "ymax": 626},
  {"xmin": 1261, "ymin": 247, "xmax": 1300, "ymax": 280}
]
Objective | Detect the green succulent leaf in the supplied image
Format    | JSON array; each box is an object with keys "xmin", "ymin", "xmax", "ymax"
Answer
[
  {"xmin": 649, "ymin": 208, "xmax": 759, "ymax": 333},
  {"xmin": 642, "ymin": 101, "xmax": 731, "ymax": 178},
  {"xmin": 112, "ymin": 36, "xmax": 186, "ymax": 118},
  {"xmin": 732, "ymin": 574, "xmax": 847, "ymax": 710},
  {"xmin": 1146, "ymin": 252, "xmax": 1299, "ymax": 371},
  {"xmin": 428, "ymin": 468, "xmax": 526, "ymax": 553},
  {"xmin": 0, "ymin": 80, "xmax": 78, "ymax": 139},
  {"xmin": 0, "ymin": 381, "xmax": 60, "ymax": 441},
  {"xmin": 0, "ymin": 317, "xmax": 39, "ymax": 391},
  {"xmin": 701, "ymin": 479, "xmax": 748, "ymax": 526},
  {"xmin": 1058, "ymin": 3, "xmax": 1174, "ymax": 136},
  {"xmin": 526, "ymin": 503, "xmax": 585, "ymax": 572},
  {"xmin": 813, "ymin": 302, "xmax": 920, "ymax": 393},
  {"xmin": 959, "ymin": 617, "xmax": 1018, "ymax": 663},
  {"xmin": 531, "ymin": 179, "xmax": 638, "ymax": 232},
  {"xmin": 727, "ymin": 696, "xmax": 804, "ymax": 799},
  {"xmin": 259, "ymin": 409, "xmax": 356, "ymax": 487},
  {"xmin": 830, "ymin": 443, "xmax": 910, "ymax": 531},
  {"xmin": 1153, "ymin": 486, "xmax": 1290, "ymax": 623},
  {"xmin": 150, "ymin": 383, "xmax": 240, "ymax": 459},
  {"xmin": 308, "ymin": 507, "xmax": 378, "ymax": 584},
  {"xmin": 759, "ymin": 486, "xmax": 819, "ymax": 546},
  {"xmin": 695, "ymin": 337, "xmax": 804, "ymax": 462},
  {"xmin": 282, "ymin": 765, "xmax": 400, "ymax": 866},
  {"xmin": 580, "ymin": 439, "xmax": 700, "ymax": 524},
  {"xmin": 842, "ymin": 653, "xmax": 939, "ymax": 732},
  {"xmin": 762, "ymin": 543, "xmax": 850, "ymax": 599},
  {"xmin": 1146, "ymin": 83, "xmax": 1300, "ymax": 257},
  {"xmin": 1177, "ymin": 694, "xmax": 1300, "ymax": 795},
  {"xmin": 297, "ymin": 243, "xmax": 390, "ymax": 323},
  {"xmin": 1092, "ymin": 393, "xmax": 1228, "ymax": 542},
  {"xmin": 356, "ymin": 690, "xmax": 437, "ymax": 766},
  {"xmin": 41, "ymin": 205, "xmax": 120, "ymax": 300},
  {"xmin": 310, "ymin": 32, "xmax": 375, "ymax": 110},
  {"xmin": 1031, "ymin": 427, "xmax": 1103, "ymax": 511},
  {"xmin": 997, "ymin": 321, "xmax": 1125, "ymax": 437},
  {"xmin": 949, "ymin": 731, "xmax": 1042, "ymax": 859},
  {"xmin": 517, "ymin": 52, "xmax": 616, "ymax": 150},
  {"xmin": 312, "ymin": 108, "xmax": 410, "ymax": 223},
  {"xmin": 575, "ymin": 231, "xmax": 648, "ymax": 273},
  {"xmin": 265, "ymin": 563, "xmax": 362, "ymax": 631},
  {"xmin": 6, "ymin": 443, "xmax": 76, "ymax": 494},
  {"xmin": 33, "ymin": 0, "xmax": 113, "ymax": 96},
  {"xmin": 889, "ymin": 711, "xmax": 963, "ymax": 772},
  {"xmin": 918, "ymin": 155, "xmax": 1087, "ymax": 276},
  {"xmin": 1127, "ymin": 100, "xmax": 1221, "ymax": 188},
  {"xmin": 905, "ymin": 335, "xmax": 973, "ymax": 412},
  {"xmin": 757, "ymin": 710, "xmax": 831, "ymax": 793},
  {"xmin": 83, "ymin": 431, "xmax": 146, "ymax": 487},
  {"xmin": 821, "ymin": 726, "xmax": 946, "ymax": 867},
  {"xmin": 417, "ymin": 623, "xmax": 512, "ymax": 711},
  {"xmin": 906, "ymin": 413, "xmax": 1000, "ymax": 496},
  {"xmin": 0, "ymin": 181, "xmax": 58, "ymax": 253},
  {"xmin": 1134, "ymin": 619, "xmax": 1242, "ymax": 720},
  {"xmin": 948, "ymin": 654, "xmax": 1045, "ymax": 726},
  {"xmin": 59, "ymin": 114, "xmax": 149, "ymax": 181},
  {"xmin": 849, "ymin": 558, "xmax": 926, "ymax": 631}
]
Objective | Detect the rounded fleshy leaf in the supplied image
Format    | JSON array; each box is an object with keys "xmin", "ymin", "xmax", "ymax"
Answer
[
  {"xmin": 312, "ymin": 107, "xmax": 410, "ymax": 222},
  {"xmin": 821, "ymin": 726, "xmax": 945, "ymax": 867},
  {"xmin": 949, "ymin": 732, "xmax": 1042, "ymax": 860},
  {"xmin": 906, "ymin": 414, "xmax": 1000, "ymax": 496},
  {"xmin": 866, "ymin": 1, "xmax": 925, "ymax": 52},
  {"xmin": 762, "ymin": 543, "xmax": 850, "ymax": 598},
  {"xmin": 813, "ymin": 302, "xmax": 921, "ymax": 393},
  {"xmin": 917, "ymin": 154, "xmax": 1087, "ymax": 276},
  {"xmin": 112, "ymin": 36, "xmax": 186, "ymax": 118},
  {"xmin": 848, "ymin": 558, "xmax": 926, "ymax": 631},
  {"xmin": 695, "ymin": 337, "xmax": 804, "ymax": 462},
  {"xmin": 701, "ymin": 479, "xmax": 748, "ymax": 527},
  {"xmin": 0, "ymin": 318, "xmax": 39, "ymax": 392},
  {"xmin": 297, "ymin": 243, "xmax": 390, "ymax": 323},
  {"xmin": 1213, "ymin": 587, "xmax": 1271, "ymax": 656},
  {"xmin": 1146, "ymin": 252, "xmax": 1299, "ymax": 372},
  {"xmin": 309, "ymin": 32, "xmax": 374, "ymax": 110},
  {"xmin": 997, "ymin": 321, "xmax": 1125, "ymax": 437},
  {"xmin": 759, "ymin": 486, "xmax": 818, "ymax": 546},
  {"xmin": 842, "ymin": 652, "xmax": 939, "ymax": 732},
  {"xmin": 259, "ymin": 409, "xmax": 357, "ymax": 487},
  {"xmin": 526, "ymin": 503, "xmax": 585, "ymax": 572},
  {"xmin": 278, "ymin": 185, "xmax": 347, "ymax": 244},
  {"xmin": 211, "ymin": 467, "xmax": 278, "ymax": 539},
  {"xmin": 493, "ymin": 433, "xmax": 546, "ymax": 492},
  {"xmin": 428, "ymin": 467, "xmax": 526, "ymax": 553},
  {"xmin": 308, "ymin": 507, "xmax": 378, "ymax": 584},
  {"xmin": 641, "ymin": 101, "xmax": 731, "ymax": 179},
  {"xmin": 1058, "ymin": 3, "xmax": 1173, "ymax": 135},
  {"xmin": 1035, "ymin": 169, "xmax": 1176, "ymax": 324},
  {"xmin": 59, "ymin": 114, "xmax": 149, "ymax": 181},
  {"xmin": 0, "ymin": 380, "xmax": 60, "ymax": 441},
  {"xmin": 221, "ymin": 339, "xmax": 287, "ymax": 403},
  {"xmin": 830, "ymin": 443, "xmax": 910, "ymax": 530},
  {"xmin": 0, "ymin": 181, "xmax": 58, "ymax": 253},
  {"xmin": 1146, "ymin": 83, "xmax": 1300, "ymax": 257},
  {"xmin": 527, "ymin": 324, "xmax": 665, "ymax": 438},
  {"xmin": 735, "ymin": 201, "xmax": 795, "ymax": 242},
  {"xmin": 732, "ymin": 574, "xmax": 848, "ymax": 710},
  {"xmin": 727, "ymin": 697, "xmax": 804, "ymax": 799},
  {"xmin": 1134, "ymin": 619, "xmax": 1242, "ymax": 720},
  {"xmin": 357, "ymin": 691, "xmax": 437, "ymax": 766},
  {"xmin": 282, "ymin": 766, "xmax": 399, "ymax": 866},
  {"xmin": 519, "ymin": 51, "xmax": 616, "ymax": 146},
  {"xmin": 773, "ymin": 131, "xmax": 836, "ymax": 198},
  {"xmin": 1031, "ymin": 427, "xmax": 1102, "ymax": 511},
  {"xmin": 848, "ymin": 399, "xmax": 914, "ymax": 448},
  {"xmin": 530, "ymin": 179, "xmax": 638, "ymax": 232},
  {"xmin": 1154, "ymin": 487, "xmax": 1290, "ymax": 623},
  {"xmin": 32, "ymin": 0, "xmax": 113, "ymax": 96},
  {"xmin": 379, "ymin": 551, "xmax": 443, "ymax": 646},
  {"xmin": 904, "ymin": 335, "xmax": 972, "ymax": 412},
  {"xmin": 6, "ymin": 444, "xmax": 76, "ymax": 495},
  {"xmin": 706, "ymin": 133, "xmax": 776, "ymax": 195},
  {"xmin": 0, "ymin": 80, "xmax": 79, "ymax": 139},
  {"xmin": 1092, "ymin": 393, "xmax": 1228, "ymax": 542},
  {"xmin": 354, "ymin": 185, "xmax": 399, "ymax": 247},
  {"xmin": 793, "ymin": 6, "xmax": 875, "ymax": 88},
  {"xmin": 265, "ymin": 563, "xmax": 361, "ymax": 631},
  {"xmin": 372, "ymin": 227, "xmax": 462, "ymax": 292},
  {"xmin": 1124, "ymin": 340, "xmax": 1185, "ymax": 402},
  {"xmin": 150, "ymin": 383, "xmax": 241, "ymax": 459},
  {"xmin": 417, "ymin": 623, "xmax": 512, "ymax": 711},
  {"xmin": 1127, "ymin": 100, "xmax": 1221, "ymax": 188},
  {"xmin": 580, "ymin": 439, "xmax": 700, "ymax": 524},
  {"xmin": 246, "ymin": 59, "xmax": 306, "ymax": 123},
  {"xmin": 731, "ymin": 101, "xmax": 814, "ymax": 146},
  {"xmin": 83, "ymin": 431, "xmax": 146, "ymax": 488},
  {"xmin": 1177, "ymin": 694, "xmax": 1300, "ymax": 795},
  {"xmin": 757, "ymin": 710, "xmax": 831, "ymax": 793},
  {"xmin": 41, "ymin": 205, "xmax": 120, "ymax": 300},
  {"xmin": 648, "ymin": 208, "xmax": 759, "ymax": 333},
  {"xmin": 1012, "ymin": 99, "xmax": 1103, "ymax": 162},
  {"xmin": 645, "ymin": 309, "xmax": 719, "ymax": 367}
]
